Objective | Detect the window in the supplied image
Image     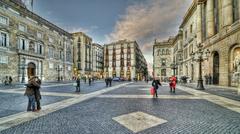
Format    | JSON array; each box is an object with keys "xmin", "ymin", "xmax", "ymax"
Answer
[
  {"xmin": 190, "ymin": 24, "xmax": 193, "ymax": 33},
  {"xmin": 19, "ymin": 24, "xmax": 27, "ymax": 32},
  {"xmin": 0, "ymin": 16, "xmax": 8, "ymax": 25},
  {"xmin": 59, "ymin": 50, "xmax": 63, "ymax": 60},
  {"xmin": 233, "ymin": 0, "xmax": 239, "ymax": 22},
  {"xmin": 19, "ymin": 38, "xmax": 26, "ymax": 50},
  {"xmin": 36, "ymin": 43, "xmax": 43, "ymax": 54},
  {"xmin": 48, "ymin": 47, "xmax": 54, "ymax": 58},
  {"xmin": 0, "ymin": 56, "xmax": 8, "ymax": 64},
  {"xmin": 213, "ymin": 0, "xmax": 219, "ymax": 34},
  {"xmin": 202, "ymin": 2, "xmax": 207, "ymax": 40},
  {"xmin": 0, "ymin": 32, "xmax": 7, "ymax": 47}
]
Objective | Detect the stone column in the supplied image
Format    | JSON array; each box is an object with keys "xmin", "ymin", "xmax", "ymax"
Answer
[
  {"xmin": 206, "ymin": 0, "xmax": 215, "ymax": 37},
  {"xmin": 222, "ymin": 0, "xmax": 233, "ymax": 26},
  {"xmin": 197, "ymin": 3, "xmax": 203, "ymax": 44}
]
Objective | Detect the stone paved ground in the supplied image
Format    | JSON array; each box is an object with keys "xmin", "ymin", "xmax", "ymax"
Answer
[
  {"xmin": 182, "ymin": 83, "xmax": 240, "ymax": 101},
  {"xmin": 0, "ymin": 82, "xmax": 239, "ymax": 134}
]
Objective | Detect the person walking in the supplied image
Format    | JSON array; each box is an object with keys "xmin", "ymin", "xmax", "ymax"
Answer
[
  {"xmin": 105, "ymin": 78, "xmax": 109, "ymax": 87},
  {"xmin": 108, "ymin": 77, "xmax": 112, "ymax": 87},
  {"xmin": 152, "ymin": 78, "xmax": 161, "ymax": 98},
  {"xmin": 76, "ymin": 77, "xmax": 81, "ymax": 92},
  {"xmin": 24, "ymin": 76, "xmax": 40, "ymax": 112},
  {"xmin": 169, "ymin": 76, "xmax": 177, "ymax": 93},
  {"xmin": 88, "ymin": 77, "xmax": 91, "ymax": 86},
  {"xmin": 34, "ymin": 77, "xmax": 42, "ymax": 111},
  {"xmin": 9, "ymin": 76, "xmax": 12, "ymax": 85}
]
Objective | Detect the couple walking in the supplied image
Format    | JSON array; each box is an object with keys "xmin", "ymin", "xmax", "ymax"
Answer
[{"xmin": 24, "ymin": 76, "xmax": 42, "ymax": 112}]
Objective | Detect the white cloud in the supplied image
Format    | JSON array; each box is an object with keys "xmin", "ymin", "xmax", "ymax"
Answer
[{"xmin": 106, "ymin": 0, "xmax": 192, "ymax": 63}]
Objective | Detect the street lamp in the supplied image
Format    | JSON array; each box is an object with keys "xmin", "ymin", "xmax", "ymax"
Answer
[
  {"xmin": 56, "ymin": 66, "xmax": 62, "ymax": 82},
  {"xmin": 191, "ymin": 43, "xmax": 210, "ymax": 90},
  {"xmin": 170, "ymin": 63, "xmax": 178, "ymax": 76}
]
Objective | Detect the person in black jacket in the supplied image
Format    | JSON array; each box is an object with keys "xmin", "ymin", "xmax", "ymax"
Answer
[
  {"xmin": 152, "ymin": 78, "xmax": 161, "ymax": 98},
  {"xmin": 76, "ymin": 77, "xmax": 81, "ymax": 92}
]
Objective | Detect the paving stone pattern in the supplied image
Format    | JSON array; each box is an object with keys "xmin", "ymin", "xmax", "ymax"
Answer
[{"xmin": 1, "ymin": 84, "xmax": 240, "ymax": 134}]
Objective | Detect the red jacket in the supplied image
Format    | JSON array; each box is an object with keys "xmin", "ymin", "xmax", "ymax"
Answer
[{"xmin": 169, "ymin": 76, "xmax": 176, "ymax": 88}]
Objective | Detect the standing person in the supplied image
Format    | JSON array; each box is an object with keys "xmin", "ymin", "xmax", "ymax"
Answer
[
  {"xmin": 105, "ymin": 78, "xmax": 109, "ymax": 87},
  {"xmin": 76, "ymin": 77, "xmax": 81, "ymax": 92},
  {"xmin": 84, "ymin": 77, "xmax": 87, "ymax": 84},
  {"xmin": 88, "ymin": 77, "xmax": 91, "ymax": 86},
  {"xmin": 24, "ymin": 76, "xmax": 40, "ymax": 112},
  {"xmin": 109, "ymin": 77, "xmax": 112, "ymax": 87},
  {"xmin": 169, "ymin": 76, "xmax": 177, "ymax": 93},
  {"xmin": 34, "ymin": 77, "xmax": 42, "ymax": 111},
  {"xmin": 9, "ymin": 76, "xmax": 12, "ymax": 85},
  {"xmin": 152, "ymin": 77, "xmax": 161, "ymax": 98}
]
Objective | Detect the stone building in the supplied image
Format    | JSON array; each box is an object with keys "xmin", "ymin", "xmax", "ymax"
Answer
[
  {"xmin": 0, "ymin": 0, "xmax": 73, "ymax": 83},
  {"xmin": 153, "ymin": 38, "xmax": 174, "ymax": 81},
  {"xmin": 104, "ymin": 40, "xmax": 147, "ymax": 80},
  {"xmin": 157, "ymin": 0, "xmax": 240, "ymax": 87},
  {"xmin": 72, "ymin": 32, "xmax": 93, "ymax": 78},
  {"xmin": 92, "ymin": 43, "xmax": 104, "ymax": 79}
]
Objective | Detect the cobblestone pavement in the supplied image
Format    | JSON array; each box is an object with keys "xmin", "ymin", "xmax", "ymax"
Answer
[
  {"xmin": 0, "ymin": 82, "xmax": 239, "ymax": 134},
  {"xmin": 182, "ymin": 83, "xmax": 240, "ymax": 101}
]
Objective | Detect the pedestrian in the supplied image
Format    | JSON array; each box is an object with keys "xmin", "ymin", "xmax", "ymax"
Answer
[
  {"xmin": 76, "ymin": 77, "xmax": 80, "ymax": 92},
  {"xmin": 34, "ymin": 77, "xmax": 42, "ymax": 111},
  {"xmin": 105, "ymin": 78, "xmax": 109, "ymax": 87},
  {"xmin": 4, "ymin": 76, "xmax": 8, "ymax": 85},
  {"xmin": 169, "ymin": 76, "xmax": 177, "ymax": 93},
  {"xmin": 84, "ymin": 77, "xmax": 86, "ymax": 84},
  {"xmin": 24, "ymin": 76, "xmax": 40, "ymax": 112},
  {"xmin": 89, "ymin": 77, "xmax": 91, "ymax": 86},
  {"xmin": 109, "ymin": 77, "xmax": 112, "ymax": 87},
  {"xmin": 9, "ymin": 76, "xmax": 12, "ymax": 85},
  {"xmin": 152, "ymin": 77, "xmax": 161, "ymax": 98}
]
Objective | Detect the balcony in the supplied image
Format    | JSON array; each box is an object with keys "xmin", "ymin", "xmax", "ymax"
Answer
[{"xmin": 17, "ymin": 49, "xmax": 45, "ymax": 59}]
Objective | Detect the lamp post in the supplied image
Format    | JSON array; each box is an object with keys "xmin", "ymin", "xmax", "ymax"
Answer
[
  {"xmin": 171, "ymin": 63, "xmax": 178, "ymax": 76},
  {"xmin": 56, "ymin": 66, "xmax": 62, "ymax": 82},
  {"xmin": 191, "ymin": 43, "xmax": 210, "ymax": 90}
]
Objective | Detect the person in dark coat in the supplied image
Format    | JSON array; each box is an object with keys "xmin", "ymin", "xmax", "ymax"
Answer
[
  {"xmin": 152, "ymin": 78, "xmax": 161, "ymax": 98},
  {"xmin": 105, "ymin": 78, "xmax": 109, "ymax": 87},
  {"xmin": 76, "ymin": 77, "xmax": 81, "ymax": 92},
  {"xmin": 108, "ymin": 77, "xmax": 112, "ymax": 87},
  {"xmin": 88, "ymin": 77, "xmax": 91, "ymax": 86},
  {"xmin": 24, "ymin": 76, "xmax": 40, "ymax": 112},
  {"xmin": 34, "ymin": 77, "xmax": 42, "ymax": 111}
]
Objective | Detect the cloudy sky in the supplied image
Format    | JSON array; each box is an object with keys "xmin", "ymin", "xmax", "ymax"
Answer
[{"xmin": 32, "ymin": 0, "xmax": 192, "ymax": 67}]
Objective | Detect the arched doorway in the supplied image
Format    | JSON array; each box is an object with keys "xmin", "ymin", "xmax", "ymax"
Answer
[
  {"xmin": 213, "ymin": 52, "xmax": 219, "ymax": 85},
  {"xmin": 27, "ymin": 62, "xmax": 36, "ymax": 78}
]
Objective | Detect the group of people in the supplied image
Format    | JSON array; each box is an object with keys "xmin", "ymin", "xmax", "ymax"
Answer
[
  {"xmin": 24, "ymin": 76, "xmax": 42, "ymax": 112},
  {"xmin": 105, "ymin": 77, "xmax": 112, "ymax": 87},
  {"xmin": 3, "ymin": 76, "xmax": 12, "ymax": 85},
  {"xmin": 151, "ymin": 76, "xmax": 177, "ymax": 98}
]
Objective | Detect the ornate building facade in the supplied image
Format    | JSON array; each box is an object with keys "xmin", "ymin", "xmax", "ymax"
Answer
[
  {"xmin": 0, "ymin": 0, "xmax": 73, "ymax": 83},
  {"xmin": 92, "ymin": 43, "xmax": 104, "ymax": 79},
  {"xmin": 154, "ymin": 0, "xmax": 240, "ymax": 87},
  {"xmin": 153, "ymin": 38, "xmax": 174, "ymax": 81},
  {"xmin": 104, "ymin": 40, "xmax": 147, "ymax": 80}
]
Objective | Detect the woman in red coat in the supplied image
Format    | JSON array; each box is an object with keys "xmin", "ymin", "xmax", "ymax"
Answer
[{"xmin": 169, "ymin": 76, "xmax": 177, "ymax": 93}]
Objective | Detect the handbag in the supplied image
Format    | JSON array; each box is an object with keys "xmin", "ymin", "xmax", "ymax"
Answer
[{"xmin": 150, "ymin": 87, "xmax": 155, "ymax": 95}]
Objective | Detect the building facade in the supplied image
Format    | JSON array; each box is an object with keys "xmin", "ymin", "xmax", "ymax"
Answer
[
  {"xmin": 156, "ymin": 0, "xmax": 240, "ymax": 87},
  {"xmin": 104, "ymin": 40, "xmax": 147, "ymax": 80},
  {"xmin": 72, "ymin": 32, "xmax": 93, "ymax": 78},
  {"xmin": 153, "ymin": 38, "xmax": 174, "ymax": 81},
  {"xmin": 0, "ymin": 0, "xmax": 73, "ymax": 83},
  {"xmin": 92, "ymin": 43, "xmax": 104, "ymax": 79}
]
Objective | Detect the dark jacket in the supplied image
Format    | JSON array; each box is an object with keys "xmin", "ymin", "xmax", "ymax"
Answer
[
  {"xmin": 152, "ymin": 80, "xmax": 161, "ymax": 90},
  {"xmin": 76, "ymin": 78, "xmax": 80, "ymax": 87},
  {"xmin": 24, "ymin": 77, "xmax": 40, "ymax": 96},
  {"xmin": 34, "ymin": 78, "xmax": 42, "ymax": 100}
]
